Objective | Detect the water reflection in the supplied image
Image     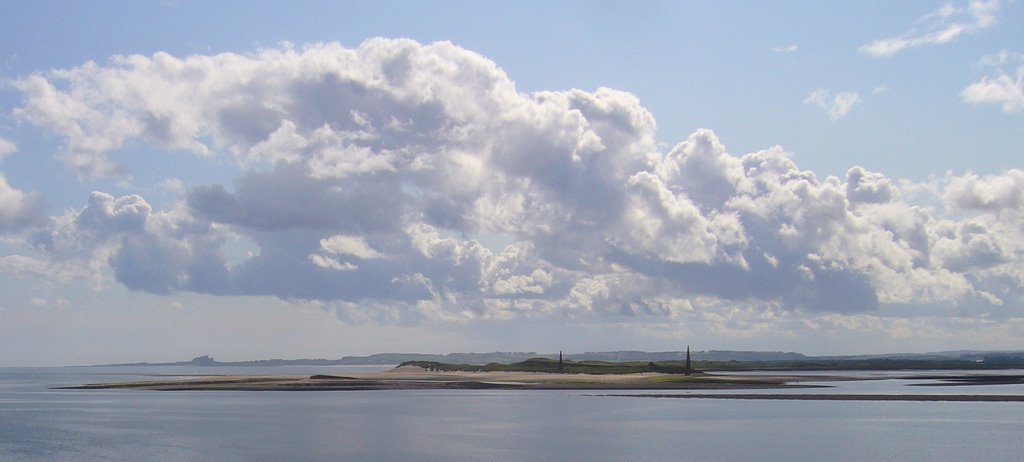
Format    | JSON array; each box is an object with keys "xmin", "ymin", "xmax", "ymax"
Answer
[{"xmin": 2, "ymin": 367, "xmax": 1024, "ymax": 461}]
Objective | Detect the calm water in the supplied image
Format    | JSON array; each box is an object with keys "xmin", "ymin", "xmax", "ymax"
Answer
[{"xmin": 3, "ymin": 367, "xmax": 1024, "ymax": 461}]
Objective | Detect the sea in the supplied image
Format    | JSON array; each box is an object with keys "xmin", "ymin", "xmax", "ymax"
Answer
[{"xmin": 3, "ymin": 366, "xmax": 1024, "ymax": 461}]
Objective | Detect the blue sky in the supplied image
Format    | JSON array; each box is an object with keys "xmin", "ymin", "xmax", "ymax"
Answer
[{"xmin": 0, "ymin": 1, "xmax": 1022, "ymax": 365}]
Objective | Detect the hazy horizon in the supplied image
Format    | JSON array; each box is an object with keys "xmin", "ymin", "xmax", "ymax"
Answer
[
  {"xmin": 22, "ymin": 345, "xmax": 1024, "ymax": 369},
  {"xmin": 1, "ymin": 1, "xmax": 1022, "ymax": 366}
]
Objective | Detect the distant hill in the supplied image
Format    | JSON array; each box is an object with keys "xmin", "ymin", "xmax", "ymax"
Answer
[
  {"xmin": 93, "ymin": 349, "xmax": 1024, "ymax": 368},
  {"xmin": 96, "ymin": 352, "xmax": 548, "ymax": 367},
  {"xmin": 336, "ymin": 352, "xmax": 546, "ymax": 365},
  {"xmin": 566, "ymin": 350, "xmax": 808, "ymax": 362}
]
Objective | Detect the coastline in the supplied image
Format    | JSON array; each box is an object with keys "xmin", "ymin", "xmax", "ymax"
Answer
[
  {"xmin": 599, "ymin": 393, "xmax": 1024, "ymax": 402},
  {"xmin": 57, "ymin": 366, "xmax": 821, "ymax": 391},
  {"xmin": 55, "ymin": 366, "xmax": 1024, "ymax": 402}
]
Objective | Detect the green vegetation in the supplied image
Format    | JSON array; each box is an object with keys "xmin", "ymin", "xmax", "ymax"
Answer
[
  {"xmin": 400, "ymin": 357, "xmax": 696, "ymax": 375},
  {"xmin": 401, "ymin": 355, "xmax": 1024, "ymax": 374},
  {"xmin": 689, "ymin": 357, "xmax": 1024, "ymax": 371}
]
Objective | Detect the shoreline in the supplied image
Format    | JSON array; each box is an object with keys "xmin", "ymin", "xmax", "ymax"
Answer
[
  {"xmin": 54, "ymin": 367, "xmax": 1024, "ymax": 401},
  {"xmin": 598, "ymin": 393, "xmax": 1024, "ymax": 402},
  {"xmin": 56, "ymin": 366, "xmax": 822, "ymax": 391}
]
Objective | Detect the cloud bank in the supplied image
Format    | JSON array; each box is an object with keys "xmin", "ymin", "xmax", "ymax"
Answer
[{"xmin": 5, "ymin": 40, "xmax": 1023, "ymax": 326}]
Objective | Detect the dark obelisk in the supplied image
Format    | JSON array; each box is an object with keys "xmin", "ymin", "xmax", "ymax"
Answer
[
  {"xmin": 558, "ymin": 351, "xmax": 564, "ymax": 371},
  {"xmin": 684, "ymin": 345, "xmax": 692, "ymax": 375}
]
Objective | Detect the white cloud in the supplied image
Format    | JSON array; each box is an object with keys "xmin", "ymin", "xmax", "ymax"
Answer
[
  {"xmin": 804, "ymin": 88, "xmax": 862, "ymax": 120},
  {"xmin": 0, "ymin": 173, "xmax": 46, "ymax": 232},
  {"xmin": 309, "ymin": 254, "xmax": 358, "ymax": 271},
  {"xmin": 961, "ymin": 58, "xmax": 1024, "ymax": 113},
  {"xmin": 0, "ymin": 140, "xmax": 31, "ymax": 232},
  {"xmin": 318, "ymin": 235, "xmax": 384, "ymax": 260},
  {"xmin": 159, "ymin": 178, "xmax": 184, "ymax": 192},
  {"xmin": 932, "ymin": 220, "xmax": 1010, "ymax": 271},
  {"xmin": 846, "ymin": 166, "xmax": 895, "ymax": 204},
  {"xmin": 0, "ymin": 138, "xmax": 17, "ymax": 159},
  {"xmin": 859, "ymin": 0, "xmax": 1000, "ymax": 57},
  {"xmin": 944, "ymin": 169, "xmax": 1023, "ymax": 212},
  {"xmin": 309, "ymin": 234, "xmax": 383, "ymax": 271},
  {"xmin": 773, "ymin": 45, "xmax": 798, "ymax": 54},
  {"xmin": 6, "ymin": 39, "xmax": 1024, "ymax": 327},
  {"xmin": 975, "ymin": 49, "xmax": 1022, "ymax": 67}
]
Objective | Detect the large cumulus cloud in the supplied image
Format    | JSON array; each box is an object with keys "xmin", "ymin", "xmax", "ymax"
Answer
[{"xmin": 6, "ymin": 40, "xmax": 1023, "ymax": 324}]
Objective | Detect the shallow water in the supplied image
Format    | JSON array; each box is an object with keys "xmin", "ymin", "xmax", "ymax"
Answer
[{"xmin": 3, "ymin": 367, "xmax": 1024, "ymax": 461}]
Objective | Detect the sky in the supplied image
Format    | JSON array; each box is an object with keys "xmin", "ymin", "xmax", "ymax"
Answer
[{"xmin": 0, "ymin": 1, "xmax": 1022, "ymax": 366}]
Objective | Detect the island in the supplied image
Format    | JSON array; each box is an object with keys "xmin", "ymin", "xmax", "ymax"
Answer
[
  {"xmin": 60, "ymin": 360, "xmax": 816, "ymax": 391},
  {"xmin": 56, "ymin": 347, "xmax": 1024, "ymax": 403},
  {"xmin": 58, "ymin": 354, "xmax": 1024, "ymax": 402}
]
